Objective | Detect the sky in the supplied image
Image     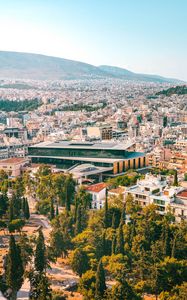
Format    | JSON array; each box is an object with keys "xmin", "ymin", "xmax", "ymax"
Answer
[{"xmin": 0, "ymin": 0, "xmax": 187, "ymax": 80}]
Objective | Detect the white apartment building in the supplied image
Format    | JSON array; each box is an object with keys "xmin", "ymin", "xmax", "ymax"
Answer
[{"xmin": 125, "ymin": 174, "xmax": 187, "ymax": 221}]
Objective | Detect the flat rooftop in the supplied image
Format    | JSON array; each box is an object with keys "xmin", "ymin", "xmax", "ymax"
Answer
[{"xmin": 29, "ymin": 140, "xmax": 136, "ymax": 151}]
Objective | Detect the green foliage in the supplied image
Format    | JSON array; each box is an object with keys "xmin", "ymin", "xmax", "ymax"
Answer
[
  {"xmin": 8, "ymin": 219, "xmax": 25, "ymax": 233},
  {"xmin": 95, "ymin": 260, "xmax": 106, "ymax": 300},
  {"xmin": 71, "ymin": 248, "xmax": 90, "ymax": 277},
  {"xmin": 5, "ymin": 235, "xmax": 24, "ymax": 298},
  {"xmin": 49, "ymin": 228, "xmax": 65, "ymax": 259},
  {"xmin": 34, "ymin": 229, "xmax": 47, "ymax": 273},
  {"xmin": 79, "ymin": 270, "xmax": 96, "ymax": 300},
  {"xmin": 29, "ymin": 271, "xmax": 52, "ymax": 300},
  {"xmin": 156, "ymin": 85, "xmax": 187, "ymax": 97},
  {"xmin": 173, "ymin": 170, "xmax": 178, "ymax": 186},
  {"xmin": 0, "ymin": 98, "xmax": 42, "ymax": 112}
]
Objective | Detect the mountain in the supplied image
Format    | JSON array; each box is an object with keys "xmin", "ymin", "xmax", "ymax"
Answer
[
  {"xmin": 156, "ymin": 85, "xmax": 187, "ymax": 96},
  {"xmin": 0, "ymin": 51, "xmax": 183, "ymax": 83}
]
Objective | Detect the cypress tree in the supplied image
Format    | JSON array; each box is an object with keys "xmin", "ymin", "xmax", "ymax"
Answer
[
  {"xmin": 5, "ymin": 235, "xmax": 24, "ymax": 300},
  {"xmin": 29, "ymin": 271, "xmax": 52, "ymax": 300},
  {"xmin": 50, "ymin": 199, "xmax": 55, "ymax": 220},
  {"xmin": 112, "ymin": 212, "xmax": 116, "ymax": 229},
  {"xmin": 0, "ymin": 193, "xmax": 8, "ymax": 217},
  {"xmin": 162, "ymin": 223, "xmax": 171, "ymax": 257},
  {"xmin": 22, "ymin": 197, "xmax": 26, "ymax": 214},
  {"xmin": 95, "ymin": 260, "xmax": 107, "ymax": 300},
  {"xmin": 75, "ymin": 205, "xmax": 82, "ymax": 235},
  {"xmin": 115, "ymin": 222, "xmax": 124, "ymax": 255},
  {"xmin": 112, "ymin": 234, "xmax": 117, "ymax": 255},
  {"xmin": 120, "ymin": 205, "xmax": 126, "ymax": 225},
  {"xmin": 104, "ymin": 189, "xmax": 108, "ymax": 228},
  {"xmin": 55, "ymin": 203, "xmax": 59, "ymax": 216},
  {"xmin": 173, "ymin": 170, "xmax": 178, "ymax": 186},
  {"xmin": 102, "ymin": 230, "xmax": 106, "ymax": 256},
  {"xmin": 34, "ymin": 229, "xmax": 46, "ymax": 273},
  {"xmin": 9, "ymin": 198, "xmax": 14, "ymax": 221},
  {"xmin": 24, "ymin": 198, "xmax": 30, "ymax": 220}
]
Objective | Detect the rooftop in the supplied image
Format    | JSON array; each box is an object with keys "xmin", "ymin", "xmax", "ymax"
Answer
[
  {"xmin": 29, "ymin": 140, "xmax": 136, "ymax": 151},
  {"xmin": 0, "ymin": 157, "xmax": 29, "ymax": 164},
  {"xmin": 85, "ymin": 182, "xmax": 107, "ymax": 193},
  {"xmin": 177, "ymin": 190, "xmax": 187, "ymax": 199}
]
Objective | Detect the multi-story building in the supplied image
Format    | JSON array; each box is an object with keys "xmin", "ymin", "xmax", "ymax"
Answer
[
  {"xmin": 125, "ymin": 174, "xmax": 187, "ymax": 221},
  {"xmin": 28, "ymin": 140, "xmax": 148, "ymax": 178}
]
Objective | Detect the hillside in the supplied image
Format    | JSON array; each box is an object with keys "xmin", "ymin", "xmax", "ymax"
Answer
[
  {"xmin": 0, "ymin": 51, "xmax": 183, "ymax": 83},
  {"xmin": 156, "ymin": 85, "xmax": 187, "ymax": 96}
]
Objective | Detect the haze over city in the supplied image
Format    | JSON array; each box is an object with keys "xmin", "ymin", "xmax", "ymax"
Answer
[{"xmin": 0, "ymin": 0, "xmax": 187, "ymax": 80}]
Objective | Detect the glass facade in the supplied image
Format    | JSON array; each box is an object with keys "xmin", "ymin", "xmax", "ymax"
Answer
[
  {"xmin": 31, "ymin": 156, "xmax": 113, "ymax": 169},
  {"xmin": 28, "ymin": 147, "xmax": 129, "ymax": 159}
]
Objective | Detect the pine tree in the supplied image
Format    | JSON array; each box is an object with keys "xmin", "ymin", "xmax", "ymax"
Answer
[
  {"xmin": 104, "ymin": 189, "xmax": 109, "ymax": 228},
  {"xmin": 95, "ymin": 260, "xmax": 107, "ymax": 300},
  {"xmin": 71, "ymin": 248, "xmax": 89, "ymax": 277},
  {"xmin": 24, "ymin": 198, "xmax": 30, "ymax": 220},
  {"xmin": 5, "ymin": 235, "xmax": 24, "ymax": 300},
  {"xmin": 34, "ymin": 229, "xmax": 46, "ymax": 273},
  {"xmin": 115, "ymin": 222, "xmax": 124, "ymax": 255},
  {"xmin": 75, "ymin": 204, "xmax": 82, "ymax": 235},
  {"xmin": 50, "ymin": 199, "xmax": 55, "ymax": 220}
]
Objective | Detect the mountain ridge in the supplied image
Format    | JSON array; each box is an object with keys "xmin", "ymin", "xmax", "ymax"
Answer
[{"xmin": 0, "ymin": 51, "xmax": 183, "ymax": 83}]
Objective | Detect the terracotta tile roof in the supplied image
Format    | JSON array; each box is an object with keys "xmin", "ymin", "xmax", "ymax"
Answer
[
  {"xmin": 86, "ymin": 182, "xmax": 107, "ymax": 193},
  {"xmin": 0, "ymin": 158, "xmax": 28, "ymax": 164},
  {"xmin": 109, "ymin": 187, "xmax": 126, "ymax": 194},
  {"xmin": 177, "ymin": 190, "xmax": 187, "ymax": 199}
]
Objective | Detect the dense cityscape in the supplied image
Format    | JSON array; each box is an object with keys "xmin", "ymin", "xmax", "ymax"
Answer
[
  {"xmin": 0, "ymin": 76, "xmax": 186, "ymax": 300},
  {"xmin": 0, "ymin": 1, "xmax": 187, "ymax": 300}
]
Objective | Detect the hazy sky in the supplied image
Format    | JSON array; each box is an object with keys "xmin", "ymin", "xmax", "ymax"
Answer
[{"xmin": 1, "ymin": 0, "xmax": 187, "ymax": 80}]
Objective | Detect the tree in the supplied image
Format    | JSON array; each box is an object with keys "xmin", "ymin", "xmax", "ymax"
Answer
[
  {"xmin": 34, "ymin": 229, "xmax": 46, "ymax": 273},
  {"xmin": 23, "ymin": 198, "xmax": 30, "ymax": 220},
  {"xmin": 29, "ymin": 271, "xmax": 52, "ymax": 300},
  {"xmin": 79, "ymin": 270, "xmax": 96, "ymax": 300},
  {"xmin": 112, "ymin": 234, "xmax": 117, "ymax": 255},
  {"xmin": 5, "ymin": 235, "xmax": 24, "ymax": 300},
  {"xmin": 0, "ymin": 193, "xmax": 8, "ymax": 217},
  {"xmin": 163, "ymin": 116, "xmax": 168, "ymax": 128},
  {"xmin": 8, "ymin": 219, "xmax": 25, "ymax": 234},
  {"xmin": 71, "ymin": 248, "xmax": 89, "ymax": 277},
  {"xmin": 50, "ymin": 199, "xmax": 55, "ymax": 220},
  {"xmin": 115, "ymin": 223, "xmax": 124, "ymax": 255},
  {"xmin": 173, "ymin": 170, "xmax": 178, "ymax": 186},
  {"xmin": 75, "ymin": 205, "xmax": 82, "ymax": 235},
  {"xmin": 95, "ymin": 260, "xmax": 107, "ymax": 300},
  {"xmin": 50, "ymin": 229, "xmax": 65, "ymax": 259},
  {"xmin": 110, "ymin": 279, "xmax": 141, "ymax": 300},
  {"xmin": 64, "ymin": 174, "xmax": 75, "ymax": 212},
  {"xmin": 55, "ymin": 204, "xmax": 59, "ymax": 216},
  {"xmin": 104, "ymin": 190, "xmax": 109, "ymax": 228},
  {"xmin": 9, "ymin": 198, "xmax": 14, "ymax": 221},
  {"xmin": 17, "ymin": 233, "xmax": 33, "ymax": 268},
  {"xmin": 75, "ymin": 186, "xmax": 92, "ymax": 210}
]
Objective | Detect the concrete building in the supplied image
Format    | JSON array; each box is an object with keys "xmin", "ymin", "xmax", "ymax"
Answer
[
  {"xmin": 85, "ymin": 182, "xmax": 107, "ymax": 209},
  {"xmin": 0, "ymin": 157, "xmax": 30, "ymax": 177},
  {"xmin": 28, "ymin": 140, "xmax": 148, "ymax": 178}
]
